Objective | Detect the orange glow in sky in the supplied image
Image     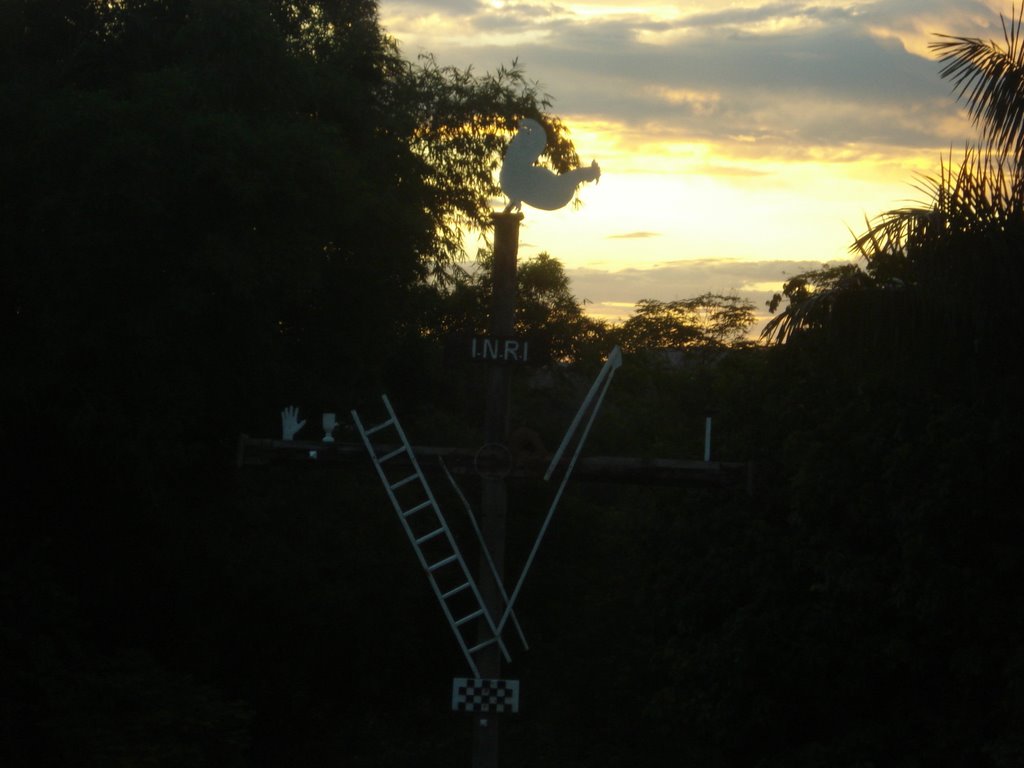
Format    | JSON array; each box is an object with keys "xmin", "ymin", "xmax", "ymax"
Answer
[{"xmin": 381, "ymin": 0, "xmax": 1003, "ymax": 324}]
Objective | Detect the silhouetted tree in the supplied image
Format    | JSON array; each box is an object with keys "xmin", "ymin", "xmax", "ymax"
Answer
[
  {"xmin": 764, "ymin": 6, "xmax": 1024, "ymax": 359},
  {"xmin": 0, "ymin": 2, "xmax": 581, "ymax": 765},
  {"xmin": 426, "ymin": 251, "xmax": 608, "ymax": 363},
  {"xmin": 616, "ymin": 294, "xmax": 756, "ymax": 353}
]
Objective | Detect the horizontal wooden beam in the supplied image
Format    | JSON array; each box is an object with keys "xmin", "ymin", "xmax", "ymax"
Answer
[{"xmin": 236, "ymin": 435, "xmax": 751, "ymax": 490}]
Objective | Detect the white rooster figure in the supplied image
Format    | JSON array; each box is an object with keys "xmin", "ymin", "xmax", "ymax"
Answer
[{"xmin": 499, "ymin": 118, "xmax": 600, "ymax": 212}]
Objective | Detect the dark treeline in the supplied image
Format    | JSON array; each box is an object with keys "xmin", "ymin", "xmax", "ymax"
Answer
[{"xmin": 3, "ymin": 1, "xmax": 1022, "ymax": 766}]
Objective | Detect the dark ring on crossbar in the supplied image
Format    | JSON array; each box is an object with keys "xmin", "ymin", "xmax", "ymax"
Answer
[{"xmin": 474, "ymin": 443, "xmax": 512, "ymax": 479}]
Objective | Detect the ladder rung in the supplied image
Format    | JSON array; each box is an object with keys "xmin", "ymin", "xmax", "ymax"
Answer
[
  {"xmin": 467, "ymin": 637, "xmax": 499, "ymax": 655},
  {"xmin": 364, "ymin": 419, "xmax": 395, "ymax": 436},
  {"xmin": 442, "ymin": 582, "xmax": 471, "ymax": 600},
  {"xmin": 455, "ymin": 609, "xmax": 485, "ymax": 627},
  {"xmin": 390, "ymin": 474, "xmax": 419, "ymax": 491},
  {"xmin": 378, "ymin": 446, "xmax": 406, "ymax": 463},
  {"xmin": 427, "ymin": 553, "xmax": 459, "ymax": 572},
  {"xmin": 402, "ymin": 500, "xmax": 433, "ymax": 518},
  {"xmin": 415, "ymin": 527, "xmax": 446, "ymax": 546}
]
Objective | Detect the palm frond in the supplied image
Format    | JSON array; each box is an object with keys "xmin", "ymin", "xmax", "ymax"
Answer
[
  {"xmin": 766, "ymin": 7, "xmax": 1024, "ymax": 348},
  {"xmin": 852, "ymin": 148, "xmax": 1021, "ymax": 276},
  {"xmin": 760, "ymin": 265, "xmax": 872, "ymax": 345},
  {"xmin": 930, "ymin": 3, "xmax": 1024, "ymax": 165}
]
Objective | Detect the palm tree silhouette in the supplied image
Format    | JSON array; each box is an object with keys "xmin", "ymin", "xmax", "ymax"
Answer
[
  {"xmin": 762, "ymin": 4, "xmax": 1024, "ymax": 348},
  {"xmin": 932, "ymin": 2, "xmax": 1024, "ymax": 169}
]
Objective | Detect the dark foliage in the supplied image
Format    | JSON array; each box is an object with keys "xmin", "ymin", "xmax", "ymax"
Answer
[
  {"xmin": 426, "ymin": 250, "xmax": 609, "ymax": 364},
  {"xmin": 1, "ymin": 1, "xmax": 575, "ymax": 764},
  {"xmin": 3, "ymin": 2, "xmax": 1022, "ymax": 767}
]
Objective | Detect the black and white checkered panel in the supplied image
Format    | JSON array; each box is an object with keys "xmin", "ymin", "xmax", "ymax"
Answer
[{"xmin": 451, "ymin": 678, "xmax": 520, "ymax": 714}]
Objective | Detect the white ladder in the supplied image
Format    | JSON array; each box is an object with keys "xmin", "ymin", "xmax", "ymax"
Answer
[{"xmin": 351, "ymin": 395, "xmax": 511, "ymax": 678}]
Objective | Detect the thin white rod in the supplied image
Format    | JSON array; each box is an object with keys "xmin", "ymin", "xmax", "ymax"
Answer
[
  {"xmin": 440, "ymin": 457, "xmax": 529, "ymax": 651},
  {"xmin": 544, "ymin": 346, "xmax": 622, "ymax": 482},
  {"xmin": 498, "ymin": 364, "xmax": 619, "ymax": 633}
]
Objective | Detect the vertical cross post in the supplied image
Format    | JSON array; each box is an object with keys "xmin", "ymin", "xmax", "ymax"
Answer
[{"xmin": 473, "ymin": 211, "xmax": 522, "ymax": 768}]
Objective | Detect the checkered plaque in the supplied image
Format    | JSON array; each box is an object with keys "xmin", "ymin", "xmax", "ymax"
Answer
[{"xmin": 451, "ymin": 678, "xmax": 520, "ymax": 714}]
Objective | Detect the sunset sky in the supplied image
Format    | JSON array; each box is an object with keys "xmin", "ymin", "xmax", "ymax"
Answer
[{"xmin": 379, "ymin": 0, "xmax": 1004, "ymax": 325}]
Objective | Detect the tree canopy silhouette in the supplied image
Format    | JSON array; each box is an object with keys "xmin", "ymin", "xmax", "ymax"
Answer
[
  {"xmin": 426, "ymin": 251, "xmax": 607, "ymax": 364},
  {"xmin": 1, "ymin": 3, "xmax": 580, "ymax": 765},
  {"xmin": 617, "ymin": 294, "xmax": 756, "ymax": 353},
  {"xmin": 763, "ymin": 5, "xmax": 1024, "ymax": 360}
]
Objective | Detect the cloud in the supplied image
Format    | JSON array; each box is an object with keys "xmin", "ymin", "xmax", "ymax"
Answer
[
  {"xmin": 387, "ymin": 0, "xmax": 482, "ymax": 12},
  {"xmin": 566, "ymin": 257, "xmax": 837, "ymax": 303},
  {"xmin": 565, "ymin": 257, "xmax": 851, "ymax": 328},
  {"xmin": 692, "ymin": 163, "xmax": 770, "ymax": 176},
  {"xmin": 455, "ymin": 24, "xmax": 955, "ymax": 147},
  {"xmin": 608, "ymin": 231, "xmax": 662, "ymax": 239},
  {"xmin": 673, "ymin": 2, "xmax": 859, "ymax": 30},
  {"xmin": 382, "ymin": 0, "xmax": 999, "ymax": 155}
]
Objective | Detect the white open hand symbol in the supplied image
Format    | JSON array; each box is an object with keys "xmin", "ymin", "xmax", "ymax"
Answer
[{"xmin": 281, "ymin": 406, "xmax": 306, "ymax": 440}]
